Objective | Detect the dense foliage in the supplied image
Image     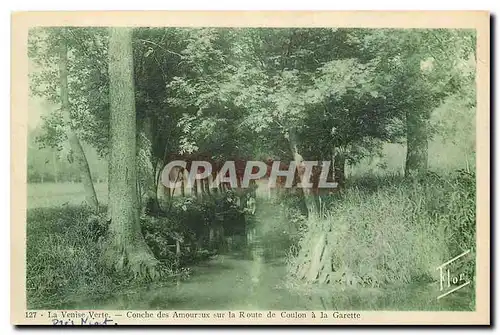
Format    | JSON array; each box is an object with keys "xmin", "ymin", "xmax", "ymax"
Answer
[{"xmin": 29, "ymin": 27, "xmax": 475, "ymax": 183}]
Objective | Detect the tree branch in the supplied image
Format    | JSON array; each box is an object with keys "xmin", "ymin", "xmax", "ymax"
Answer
[{"xmin": 137, "ymin": 39, "xmax": 183, "ymax": 58}]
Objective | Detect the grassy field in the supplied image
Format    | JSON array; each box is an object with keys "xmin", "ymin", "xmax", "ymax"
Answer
[
  {"xmin": 28, "ymin": 182, "xmax": 108, "ymax": 209},
  {"xmin": 348, "ymin": 142, "xmax": 474, "ymax": 177}
]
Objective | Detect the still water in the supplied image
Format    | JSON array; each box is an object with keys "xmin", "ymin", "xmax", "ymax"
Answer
[{"xmin": 74, "ymin": 250, "xmax": 473, "ymax": 311}]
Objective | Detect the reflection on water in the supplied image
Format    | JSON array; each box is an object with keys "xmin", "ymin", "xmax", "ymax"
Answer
[{"xmin": 73, "ymin": 251, "xmax": 473, "ymax": 311}]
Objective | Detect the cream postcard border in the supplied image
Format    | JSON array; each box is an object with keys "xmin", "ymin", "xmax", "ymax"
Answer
[{"xmin": 11, "ymin": 10, "xmax": 490, "ymax": 325}]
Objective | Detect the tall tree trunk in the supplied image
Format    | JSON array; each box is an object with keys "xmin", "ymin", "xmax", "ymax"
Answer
[
  {"xmin": 333, "ymin": 152, "xmax": 346, "ymax": 188},
  {"xmin": 52, "ymin": 151, "xmax": 59, "ymax": 183},
  {"xmin": 180, "ymin": 179, "xmax": 185, "ymax": 197},
  {"xmin": 288, "ymin": 128, "xmax": 318, "ymax": 215},
  {"xmin": 405, "ymin": 109, "xmax": 429, "ymax": 177},
  {"xmin": 203, "ymin": 178, "xmax": 211, "ymax": 195},
  {"xmin": 58, "ymin": 38, "xmax": 99, "ymax": 212},
  {"xmin": 155, "ymin": 161, "xmax": 168, "ymax": 208},
  {"xmin": 104, "ymin": 27, "xmax": 159, "ymax": 279},
  {"xmin": 192, "ymin": 179, "xmax": 199, "ymax": 197},
  {"xmin": 138, "ymin": 118, "xmax": 159, "ymax": 215}
]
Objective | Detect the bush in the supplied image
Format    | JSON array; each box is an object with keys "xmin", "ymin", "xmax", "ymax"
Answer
[
  {"xmin": 429, "ymin": 170, "xmax": 476, "ymax": 279},
  {"xmin": 288, "ymin": 170, "xmax": 476, "ymax": 288},
  {"xmin": 26, "ymin": 206, "xmax": 122, "ymax": 309},
  {"xmin": 141, "ymin": 214, "xmax": 211, "ymax": 270},
  {"xmin": 154, "ymin": 192, "xmax": 247, "ymax": 251},
  {"xmin": 26, "ymin": 191, "xmax": 246, "ymax": 309}
]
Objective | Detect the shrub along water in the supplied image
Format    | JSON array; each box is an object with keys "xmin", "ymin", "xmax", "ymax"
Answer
[
  {"xmin": 27, "ymin": 206, "xmax": 120, "ymax": 309},
  {"xmin": 288, "ymin": 170, "xmax": 476, "ymax": 289},
  {"xmin": 26, "ymin": 192, "xmax": 247, "ymax": 309}
]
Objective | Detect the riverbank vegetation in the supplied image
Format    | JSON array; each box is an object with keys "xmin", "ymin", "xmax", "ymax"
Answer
[{"xmin": 27, "ymin": 26, "xmax": 476, "ymax": 310}]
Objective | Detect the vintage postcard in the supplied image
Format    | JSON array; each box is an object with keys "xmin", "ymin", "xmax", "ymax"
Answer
[{"xmin": 11, "ymin": 11, "xmax": 490, "ymax": 325}]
